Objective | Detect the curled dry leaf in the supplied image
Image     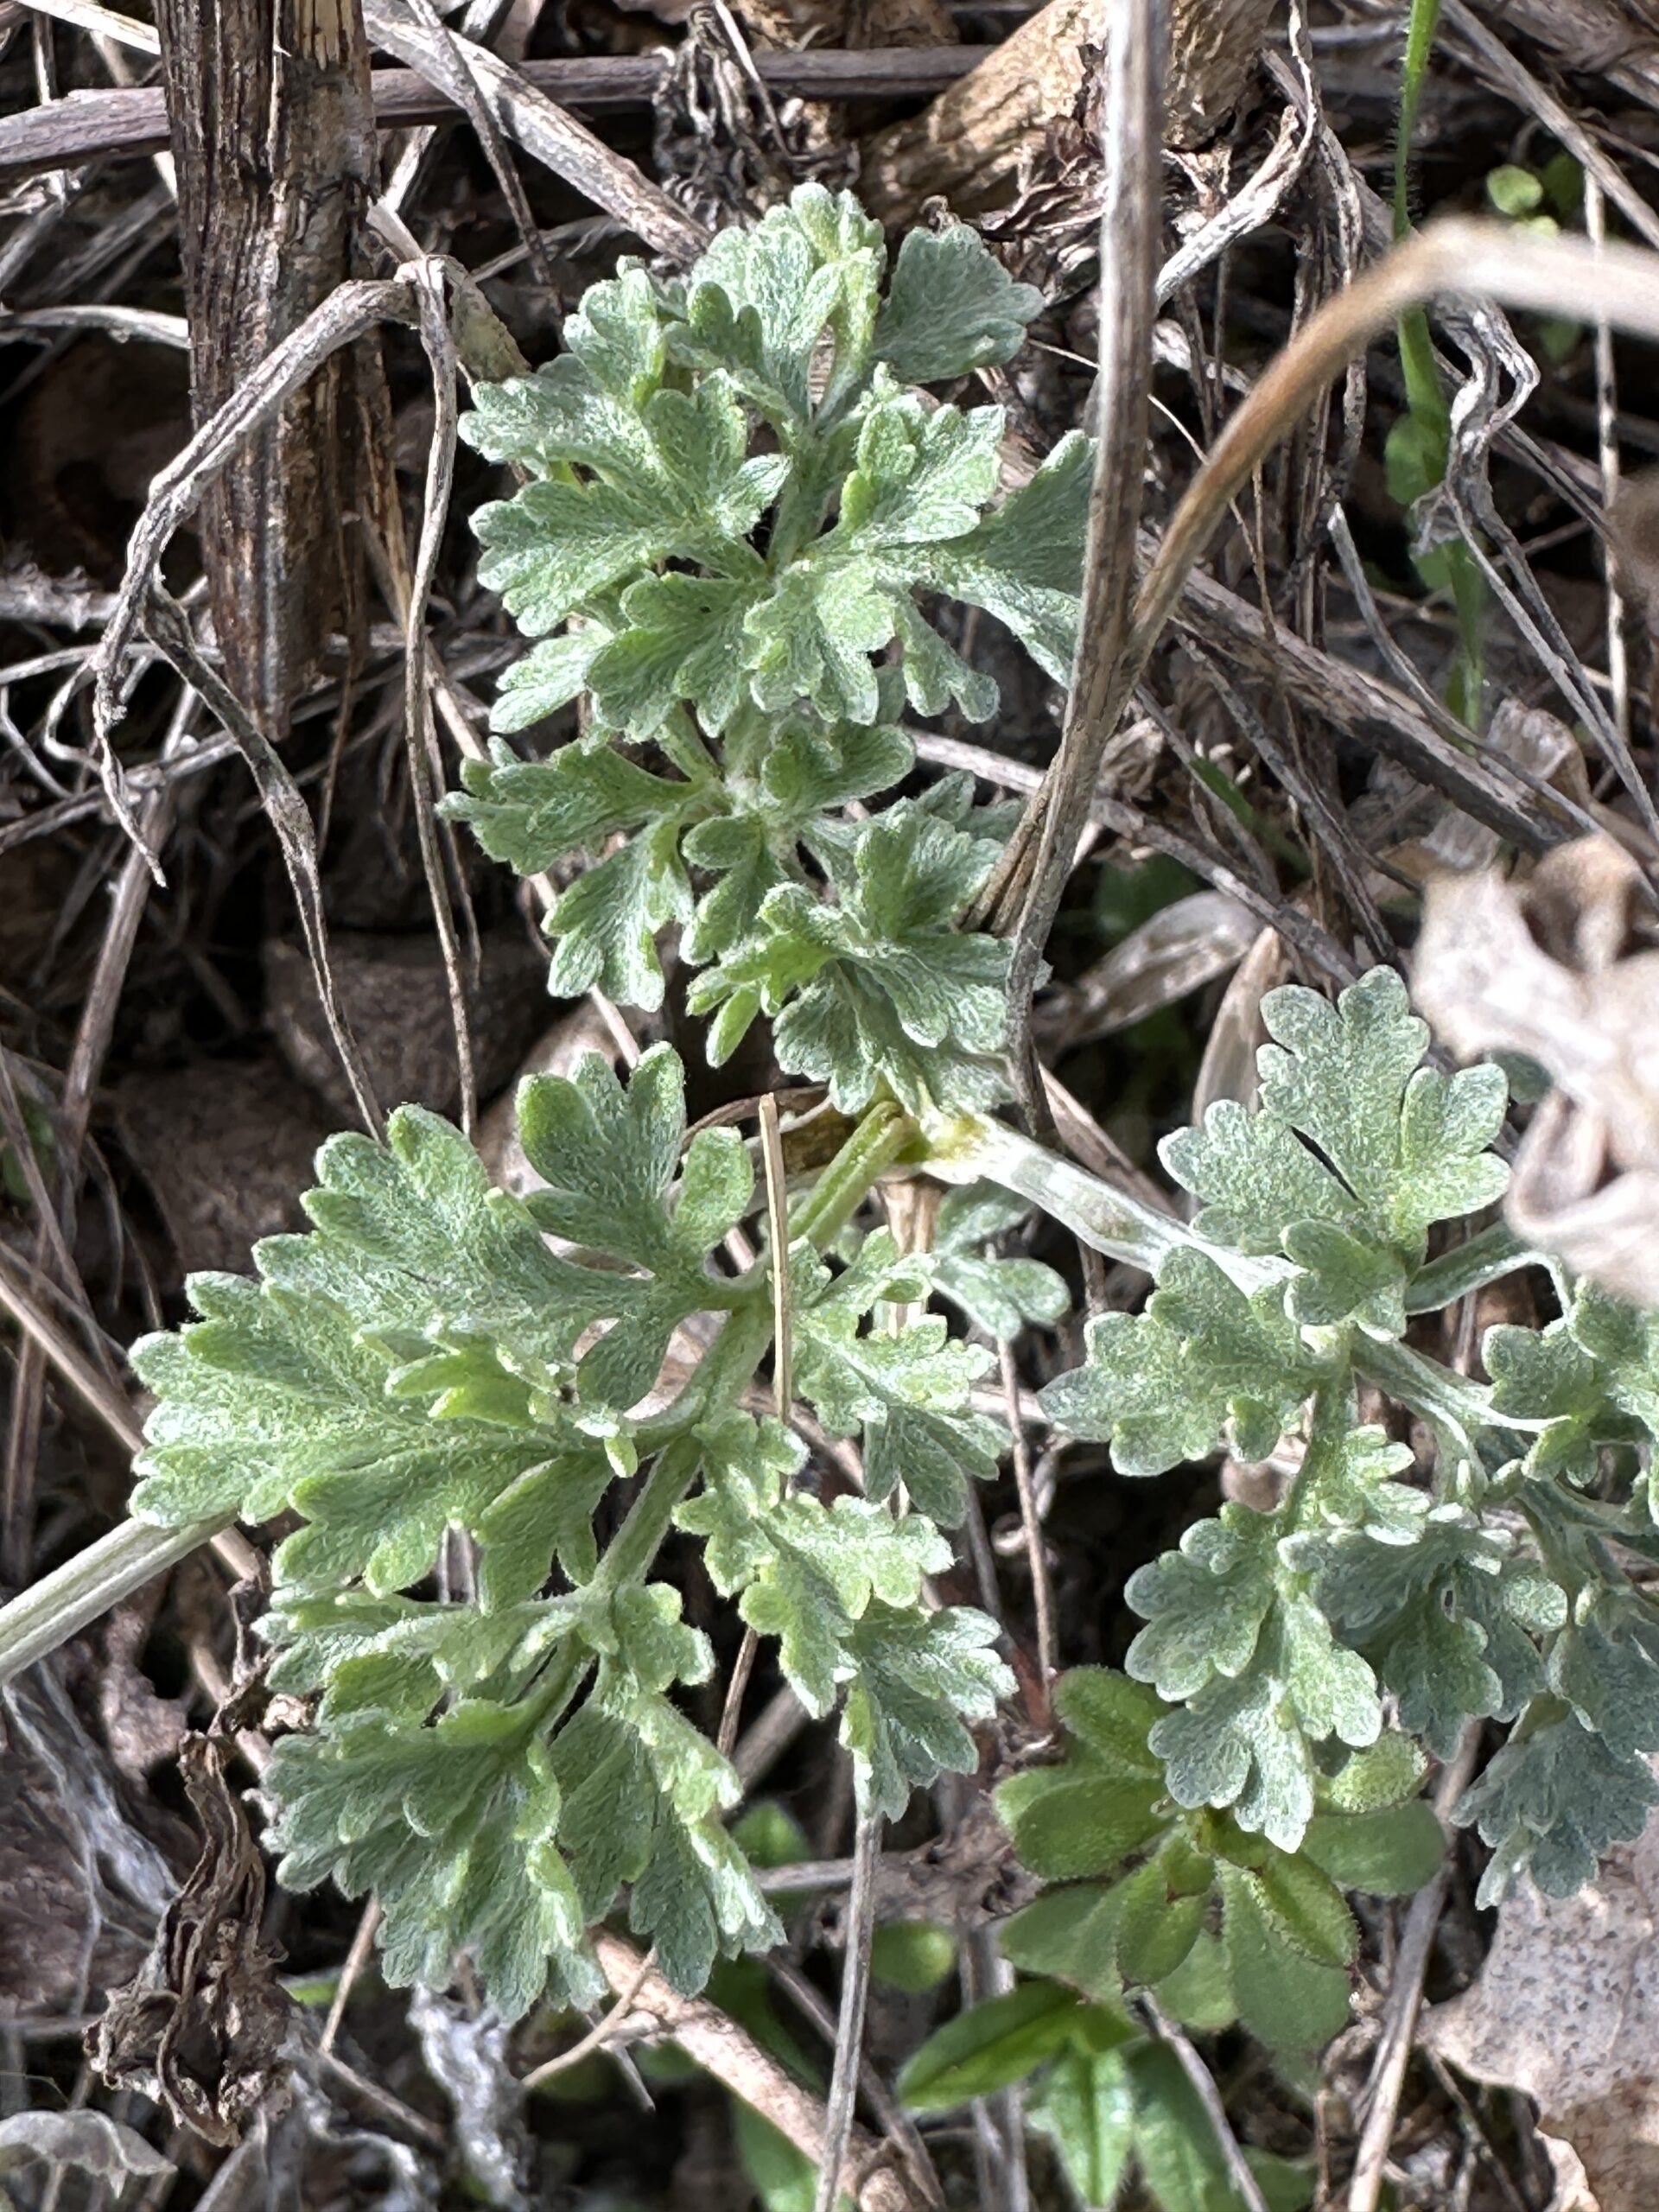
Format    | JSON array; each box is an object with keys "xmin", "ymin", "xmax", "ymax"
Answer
[
  {"xmin": 409, "ymin": 1988, "xmax": 530, "ymax": 2211},
  {"xmin": 86, "ymin": 1733, "xmax": 289, "ymax": 2146},
  {"xmin": 1036, "ymin": 889, "xmax": 1258, "ymax": 1052},
  {"xmin": 1413, "ymin": 834, "xmax": 1659, "ymax": 1305},
  {"xmin": 820, "ymin": 1797, "xmax": 1039, "ymax": 1937},
  {"xmin": 1399, "ymin": 698, "xmax": 1593, "ymax": 880},
  {"xmin": 0, "ymin": 2109, "xmax": 174, "ymax": 2193},
  {"xmin": 1423, "ymin": 1785, "xmax": 1659, "ymax": 2212},
  {"xmin": 1190, "ymin": 921, "xmax": 1292, "ymax": 1122},
  {"xmin": 1611, "ymin": 468, "xmax": 1659, "ymax": 730},
  {"xmin": 98, "ymin": 1602, "xmax": 191, "ymax": 1780}
]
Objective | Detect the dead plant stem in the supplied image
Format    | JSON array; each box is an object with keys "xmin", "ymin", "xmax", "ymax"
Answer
[
  {"xmin": 592, "ymin": 1933, "xmax": 925, "ymax": 2212},
  {"xmin": 1346, "ymin": 1724, "xmax": 1484, "ymax": 2212},
  {"xmin": 815, "ymin": 1812, "xmax": 883, "ymax": 2212},
  {"xmin": 1001, "ymin": 218, "xmax": 1659, "ymax": 964}
]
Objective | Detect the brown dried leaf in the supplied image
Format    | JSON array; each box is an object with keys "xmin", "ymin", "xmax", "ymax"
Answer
[
  {"xmin": 1611, "ymin": 468, "xmax": 1659, "ymax": 634},
  {"xmin": 86, "ymin": 1733, "xmax": 289, "ymax": 2146},
  {"xmin": 850, "ymin": 1798, "xmax": 1037, "ymax": 1932},
  {"xmin": 0, "ymin": 1688, "xmax": 162, "ymax": 2019},
  {"xmin": 1424, "ymin": 1792, "xmax": 1659, "ymax": 2212},
  {"xmin": 1191, "ymin": 923, "xmax": 1292, "ymax": 1122},
  {"xmin": 1413, "ymin": 835, "xmax": 1659, "ymax": 1304},
  {"xmin": 99, "ymin": 1603, "xmax": 190, "ymax": 1781},
  {"xmin": 1396, "ymin": 699, "xmax": 1594, "ymax": 880}
]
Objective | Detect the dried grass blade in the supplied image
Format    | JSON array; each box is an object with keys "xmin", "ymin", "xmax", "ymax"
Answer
[
  {"xmin": 143, "ymin": 593, "xmax": 385, "ymax": 1139},
  {"xmin": 983, "ymin": 0, "xmax": 1168, "ymax": 1018},
  {"xmin": 360, "ymin": 0, "xmax": 709, "ymax": 262}
]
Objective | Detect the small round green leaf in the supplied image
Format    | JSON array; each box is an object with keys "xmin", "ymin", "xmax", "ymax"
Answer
[{"xmin": 1301, "ymin": 1802, "xmax": 1445, "ymax": 1897}]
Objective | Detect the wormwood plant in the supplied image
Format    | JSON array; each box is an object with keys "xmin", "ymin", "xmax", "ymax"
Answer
[
  {"xmin": 897, "ymin": 968, "xmax": 1659, "ymax": 2192},
  {"xmin": 443, "ymin": 183, "xmax": 1085, "ymax": 1110},
  {"xmin": 117, "ymin": 191, "xmax": 1080, "ymax": 2020},
  {"xmin": 39, "ymin": 189, "xmax": 1659, "ymax": 2075},
  {"xmin": 1028, "ymin": 965, "xmax": 1659, "ymax": 1906}
]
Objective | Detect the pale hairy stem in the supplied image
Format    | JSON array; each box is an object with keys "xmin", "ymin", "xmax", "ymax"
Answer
[
  {"xmin": 921, "ymin": 1109, "xmax": 1274, "ymax": 1288},
  {"xmin": 1354, "ymin": 1333, "xmax": 1514, "ymax": 1459},
  {"xmin": 0, "ymin": 1245, "xmax": 257, "ymax": 1689},
  {"xmin": 0, "ymin": 1101, "xmax": 912, "ymax": 1691},
  {"xmin": 924, "ymin": 1111, "xmax": 1518, "ymax": 1445},
  {"xmin": 0, "ymin": 1306, "xmax": 764, "ymax": 1695},
  {"xmin": 1404, "ymin": 1221, "xmax": 1535, "ymax": 1314},
  {"xmin": 0, "ymin": 1514, "xmax": 231, "ymax": 1692}
]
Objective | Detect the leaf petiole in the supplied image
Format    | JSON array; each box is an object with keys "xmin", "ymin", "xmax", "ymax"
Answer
[
  {"xmin": 923, "ymin": 1111, "xmax": 1287, "ymax": 1295},
  {"xmin": 0, "ymin": 1512, "xmax": 232, "ymax": 1693},
  {"xmin": 791, "ymin": 1097, "xmax": 918, "ymax": 1249}
]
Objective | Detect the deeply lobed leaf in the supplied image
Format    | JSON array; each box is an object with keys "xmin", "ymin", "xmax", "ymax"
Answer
[
  {"xmin": 457, "ymin": 186, "xmax": 1068, "ymax": 759},
  {"xmin": 448, "ymin": 186, "xmax": 1080, "ymax": 1116},
  {"xmin": 1039, "ymin": 1247, "xmax": 1327, "ymax": 1478},
  {"xmin": 692, "ymin": 803, "xmax": 1017, "ymax": 1115},
  {"xmin": 1161, "ymin": 965, "xmax": 1509, "ymax": 1329}
]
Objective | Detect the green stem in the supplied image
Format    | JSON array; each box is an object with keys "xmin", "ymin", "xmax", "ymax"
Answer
[
  {"xmin": 1284, "ymin": 1369, "xmax": 1359, "ymax": 1535},
  {"xmin": 500, "ymin": 1434, "xmax": 709, "ymax": 1742},
  {"xmin": 512, "ymin": 1633, "xmax": 592, "ymax": 1740},
  {"xmin": 511, "ymin": 1305, "xmax": 778, "ymax": 1741},
  {"xmin": 655, "ymin": 709, "xmax": 724, "ymax": 787},
  {"xmin": 1394, "ymin": 0, "xmax": 1486, "ymax": 723},
  {"xmin": 792, "ymin": 1099, "xmax": 917, "ymax": 1249},
  {"xmin": 594, "ymin": 1301, "xmax": 777, "ymax": 1600},
  {"xmin": 1394, "ymin": 0, "xmax": 1443, "ymax": 243},
  {"xmin": 635, "ymin": 1299, "xmax": 777, "ymax": 1452},
  {"xmin": 595, "ymin": 1432, "xmax": 708, "ymax": 1594},
  {"xmin": 0, "ymin": 1514, "xmax": 231, "ymax": 1694},
  {"xmin": 1405, "ymin": 1220, "xmax": 1536, "ymax": 1314},
  {"xmin": 1189, "ymin": 757, "xmax": 1307, "ymax": 873},
  {"xmin": 1352, "ymin": 1332, "xmax": 1514, "ymax": 1474}
]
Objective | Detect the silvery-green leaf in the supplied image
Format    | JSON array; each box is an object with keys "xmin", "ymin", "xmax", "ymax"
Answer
[
  {"xmin": 931, "ymin": 1185, "xmax": 1069, "ymax": 1339},
  {"xmin": 793, "ymin": 1228, "xmax": 1001, "ymax": 1524},
  {"xmin": 443, "ymin": 735, "xmax": 694, "ymax": 879},
  {"xmin": 1458, "ymin": 1707, "xmax": 1659, "ymax": 1904},
  {"xmin": 841, "ymin": 1603, "xmax": 1012, "ymax": 1821},
  {"xmin": 678, "ymin": 1408, "xmax": 950, "ymax": 1715},
  {"xmin": 1040, "ymin": 1248, "xmax": 1323, "ymax": 1478},
  {"xmin": 1255, "ymin": 966, "xmax": 1510, "ymax": 1260},
  {"xmin": 873, "ymin": 222, "xmax": 1046, "ymax": 385},
  {"xmin": 921, "ymin": 432, "xmax": 1090, "ymax": 681},
  {"xmin": 692, "ymin": 806, "xmax": 1014, "ymax": 1115}
]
